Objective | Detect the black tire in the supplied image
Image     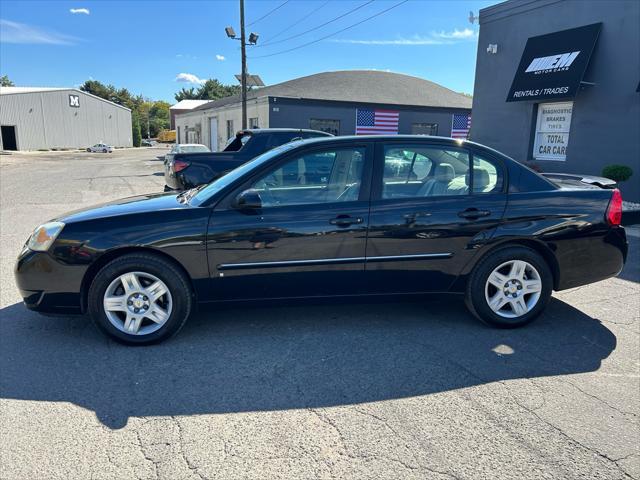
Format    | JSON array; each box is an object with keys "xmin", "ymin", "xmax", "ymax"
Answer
[
  {"xmin": 465, "ymin": 245, "xmax": 553, "ymax": 328},
  {"xmin": 86, "ymin": 148, "xmax": 91, "ymax": 152},
  {"xmin": 102, "ymin": 149, "xmax": 108, "ymax": 153},
  {"xmin": 88, "ymin": 253, "xmax": 193, "ymax": 345}
]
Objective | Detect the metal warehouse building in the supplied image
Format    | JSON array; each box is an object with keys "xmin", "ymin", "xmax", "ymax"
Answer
[
  {"xmin": 174, "ymin": 70, "xmax": 472, "ymax": 151},
  {"xmin": 470, "ymin": 0, "xmax": 640, "ymax": 201},
  {"xmin": 0, "ymin": 87, "xmax": 132, "ymax": 151}
]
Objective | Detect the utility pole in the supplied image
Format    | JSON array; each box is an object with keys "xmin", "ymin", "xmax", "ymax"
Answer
[
  {"xmin": 225, "ymin": 5, "xmax": 259, "ymax": 131},
  {"xmin": 240, "ymin": 0, "xmax": 248, "ymax": 130}
]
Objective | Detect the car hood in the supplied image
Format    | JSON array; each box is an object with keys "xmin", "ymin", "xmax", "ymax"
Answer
[{"xmin": 57, "ymin": 192, "xmax": 190, "ymax": 223}]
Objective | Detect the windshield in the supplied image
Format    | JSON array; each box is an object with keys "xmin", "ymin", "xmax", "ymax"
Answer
[
  {"xmin": 190, "ymin": 142, "xmax": 299, "ymax": 206},
  {"xmin": 181, "ymin": 145, "xmax": 210, "ymax": 153}
]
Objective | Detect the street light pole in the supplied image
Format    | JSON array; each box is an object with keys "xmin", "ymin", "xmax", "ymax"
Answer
[
  {"xmin": 240, "ymin": 0, "xmax": 248, "ymax": 130},
  {"xmin": 225, "ymin": 4, "xmax": 258, "ymax": 131}
]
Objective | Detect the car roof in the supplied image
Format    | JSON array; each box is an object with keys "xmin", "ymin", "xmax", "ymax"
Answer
[
  {"xmin": 240, "ymin": 128, "xmax": 333, "ymax": 136},
  {"xmin": 287, "ymin": 135, "xmax": 515, "ymax": 159}
]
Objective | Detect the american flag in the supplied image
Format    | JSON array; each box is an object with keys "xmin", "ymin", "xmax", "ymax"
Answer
[
  {"xmin": 451, "ymin": 113, "xmax": 471, "ymax": 139},
  {"xmin": 355, "ymin": 108, "xmax": 399, "ymax": 135}
]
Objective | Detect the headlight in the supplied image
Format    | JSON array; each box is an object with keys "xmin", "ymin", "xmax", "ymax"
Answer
[{"xmin": 27, "ymin": 222, "xmax": 65, "ymax": 251}]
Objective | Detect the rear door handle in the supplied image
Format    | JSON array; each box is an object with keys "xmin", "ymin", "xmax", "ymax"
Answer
[
  {"xmin": 330, "ymin": 215, "xmax": 364, "ymax": 227},
  {"xmin": 458, "ymin": 208, "xmax": 491, "ymax": 219}
]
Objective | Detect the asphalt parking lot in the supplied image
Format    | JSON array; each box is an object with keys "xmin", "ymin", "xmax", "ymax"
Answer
[{"xmin": 1, "ymin": 148, "xmax": 638, "ymax": 480}]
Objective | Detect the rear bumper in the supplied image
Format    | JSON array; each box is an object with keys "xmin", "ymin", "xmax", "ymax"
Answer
[
  {"xmin": 556, "ymin": 226, "xmax": 628, "ymax": 290},
  {"xmin": 14, "ymin": 248, "xmax": 84, "ymax": 314}
]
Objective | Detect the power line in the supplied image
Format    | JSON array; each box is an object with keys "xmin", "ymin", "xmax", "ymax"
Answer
[
  {"xmin": 249, "ymin": 0, "xmax": 409, "ymax": 59},
  {"xmin": 254, "ymin": 0, "xmax": 375, "ymax": 48},
  {"xmin": 262, "ymin": 0, "xmax": 331, "ymax": 44},
  {"xmin": 248, "ymin": 0, "xmax": 291, "ymax": 27}
]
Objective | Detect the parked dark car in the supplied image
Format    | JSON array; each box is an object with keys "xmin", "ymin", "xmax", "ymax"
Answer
[
  {"xmin": 16, "ymin": 136, "xmax": 627, "ymax": 345},
  {"xmin": 164, "ymin": 128, "xmax": 332, "ymax": 191}
]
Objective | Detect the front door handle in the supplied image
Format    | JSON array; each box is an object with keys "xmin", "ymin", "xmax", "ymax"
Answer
[
  {"xmin": 330, "ymin": 215, "xmax": 364, "ymax": 227},
  {"xmin": 458, "ymin": 208, "xmax": 491, "ymax": 219}
]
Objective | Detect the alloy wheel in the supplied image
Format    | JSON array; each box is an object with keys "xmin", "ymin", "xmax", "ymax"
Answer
[
  {"xmin": 484, "ymin": 260, "xmax": 542, "ymax": 318},
  {"xmin": 103, "ymin": 271, "xmax": 173, "ymax": 335}
]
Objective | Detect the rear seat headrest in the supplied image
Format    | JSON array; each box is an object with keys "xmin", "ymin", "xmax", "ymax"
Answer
[
  {"xmin": 434, "ymin": 163, "xmax": 455, "ymax": 182},
  {"xmin": 465, "ymin": 167, "xmax": 490, "ymax": 190}
]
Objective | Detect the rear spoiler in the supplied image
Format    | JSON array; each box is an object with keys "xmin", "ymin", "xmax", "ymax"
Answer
[{"xmin": 541, "ymin": 172, "xmax": 618, "ymax": 190}]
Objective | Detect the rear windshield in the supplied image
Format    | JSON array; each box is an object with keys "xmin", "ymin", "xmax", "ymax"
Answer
[
  {"xmin": 181, "ymin": 145, "xmax": 210, "ymax": 153},
  {"xmin": 224, "ymin": 134, "xmax": 251, "ymax": 152}
]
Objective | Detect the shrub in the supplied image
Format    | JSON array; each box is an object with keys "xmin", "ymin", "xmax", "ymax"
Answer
[
  {"xmin": 602, "ymin": 164, "xmax": 633, "ymax": 183},
  {"xmin": 132, "ymin": 115, "xmax": 142, "ymax": 148}
]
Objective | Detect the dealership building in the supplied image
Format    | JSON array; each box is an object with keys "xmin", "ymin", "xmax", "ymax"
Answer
[
  {"xmin": 0, "ymin": 87, "xmax": 132, "ymax": 151},
  {"xmin": 174, "ymin": 70, "xmax": 472, "ymax": 151},
  {"xmin": 470, "ymin": 0, "xmax": 640, "ymax": 201}
]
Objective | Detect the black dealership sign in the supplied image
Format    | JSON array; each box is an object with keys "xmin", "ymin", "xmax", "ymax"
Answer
[{"xmin": 506, "ymin": 23, "xmax": 601, "ymax": 102}]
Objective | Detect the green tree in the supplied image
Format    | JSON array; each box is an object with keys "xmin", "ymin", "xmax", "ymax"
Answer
[
  {"xmin": 1, "ymin": 75, "xmax": 15, "ymax": 87},
  {"xmin": 174, "ymin": 79, "xmax": 242, "ymax": 102},
  {"xmin": 149, "ymin": 101, "xmax": 171, "ymax": 137},
  {"xmin": 132, "ymin": 113, "xmax": 142, "ymax": 147},
  {"xmin": 174, "ymin": 87, "xmax": 198, "ymax": 101},
  {"xmin": 197, "ymin": 79, "xmax": 241, "ymax": 100}
]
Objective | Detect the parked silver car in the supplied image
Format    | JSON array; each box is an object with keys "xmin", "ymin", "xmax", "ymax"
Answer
[{"xmin": 86, "ymin": 143, "xmax": 113, "ymax": 153}]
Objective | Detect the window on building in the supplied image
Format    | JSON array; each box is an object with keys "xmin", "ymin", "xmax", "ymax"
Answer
[
  {"xmin": 381, "ymin": 145, "xmax": 470, "ymax": 199},
  {"xmin": 411, "ymin": 123, "xmax": 438, "ymax": 136},
  {"xmin": 250, "ymin": 147, "xmax": 364, "ymax": 207},
  {"xmin": 309, "ymin": 119, "xmax": 340, "ymax": 136},
  {"xmin": 533, "ymin": 102, "xmax": 573, "ymax": 161},
  {"xmin": 249, "ymin": 117, "xmax": 259, "ymax": 129},
  {"xmin": 226, "ymin": 120, "xmax": 234, "ymax": 142}
]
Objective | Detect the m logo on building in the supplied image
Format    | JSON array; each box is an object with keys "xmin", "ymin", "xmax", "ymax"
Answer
[
  {"xmin": 69, "ymin": 95, "xmax": 80, "ymax": 108},
  {"xmin": 525, "ymin": 51, "xmax": 580, "ymax": 74}
]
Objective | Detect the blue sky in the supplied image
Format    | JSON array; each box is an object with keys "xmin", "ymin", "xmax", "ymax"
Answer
[{"xmin": 0, "ymin": 0, "xmax": 498, "ymax": 102}]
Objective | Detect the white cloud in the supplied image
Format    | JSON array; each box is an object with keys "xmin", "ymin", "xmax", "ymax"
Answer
[
  {"xmin": 431, "ymin": 28, "xmax": 476, "ymax": 40},
  {"xmin": 331, "ymin": 28, "xmax": 477, "ymax": 46},
  {"xmin": 175, "ymin": 73, "xmax": 206, "ymax": 85},
  {"xmin": 216, "ymin": 54, "xmax": 226, "ymax": 61},
  {"xmin": 70, "ymin": 8, "xmax": 90, "ymax": 15},
  {"xmin": 0, "ymin": 19, "xmax": 79, "ymax": 45}
]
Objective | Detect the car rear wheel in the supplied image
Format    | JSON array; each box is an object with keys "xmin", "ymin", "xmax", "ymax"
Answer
[
  {"xmin": 102, "ymin": 148, "xmax": 108, "ymax": 153},
  {"xmin": 86, "ymin": 148, "xmax": 91, "ymax": 152},
  {"xmin": 465, "ymin": 246, "xmax": 552, "ymax": 328},
  {"xmin": 88, "ymin": 253, "xmax": 193, "ymax": 345}
]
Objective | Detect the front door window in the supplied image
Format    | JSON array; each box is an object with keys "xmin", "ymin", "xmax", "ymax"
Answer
[{"xmin": 250, "ymin": 147, "xmax": 365, "ymax": 207}]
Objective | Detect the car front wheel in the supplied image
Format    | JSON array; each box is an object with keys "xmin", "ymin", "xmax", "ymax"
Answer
[
  {"xmin": 465, "ymin": 246, "xmax": 552, "ymax": 328},
  {"xmin": 88, "ymin": 253, "xmax": 193, "ymax": 345},
  {"xmin": 86, "ymin": 148, "xmax": 91, "ymax": 152}
]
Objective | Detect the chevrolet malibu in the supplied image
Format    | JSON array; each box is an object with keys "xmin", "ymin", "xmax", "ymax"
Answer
[{"xmin": 15, "ymin": 136, "xmax": 627, "ymax": 345}]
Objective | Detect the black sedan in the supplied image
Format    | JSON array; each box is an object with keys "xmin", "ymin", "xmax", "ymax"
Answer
[{"xmin": 15, "ymin": 136, "xmax": 627, "ymax": 345}]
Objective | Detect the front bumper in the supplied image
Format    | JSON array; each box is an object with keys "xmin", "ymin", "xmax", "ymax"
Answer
[{"xmin": 14, "ymin": 248, "xmax": 84, "ymax": 314}]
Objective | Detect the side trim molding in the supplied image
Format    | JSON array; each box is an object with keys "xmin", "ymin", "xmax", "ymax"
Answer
[{"xmin": 217, "ymin": 253, "xmax": 452, "ymax": 270}]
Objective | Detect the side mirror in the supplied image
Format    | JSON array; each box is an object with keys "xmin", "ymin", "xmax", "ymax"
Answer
[{"xmin": 234, "ymin": 189, "xmax": 262, "ymax": 210}]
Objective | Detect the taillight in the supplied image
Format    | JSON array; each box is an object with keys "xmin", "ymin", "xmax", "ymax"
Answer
[
  {"xmin": 606, "ymin": 188, "xmax": 623, "ymax": 226},
  {"xmin": 172, "ymin": 160, "xmax": 190, "ymax": 173}
]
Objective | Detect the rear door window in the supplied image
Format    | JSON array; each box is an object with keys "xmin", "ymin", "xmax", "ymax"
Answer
[{"xmin": 381, "ymin": 145, "xmax": 470, "ymax": 199}]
